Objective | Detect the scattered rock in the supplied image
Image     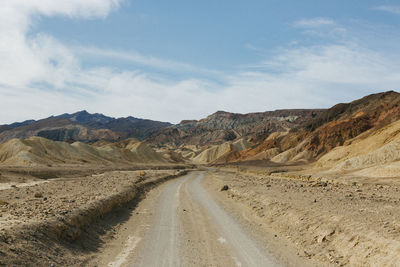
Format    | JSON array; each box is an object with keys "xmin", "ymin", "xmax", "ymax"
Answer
[
  {"xmin": 317, "ymin": 235, "xmax": 327, "ymax": 243},
  {"xmin": 220, "ymin": 185, "xmax": 229, "ymax": 191}
]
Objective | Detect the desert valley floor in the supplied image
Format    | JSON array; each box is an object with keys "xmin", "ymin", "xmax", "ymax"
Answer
[{"xmin": 2, "ymin": 164, "xmax": 400, "ymax": 266}]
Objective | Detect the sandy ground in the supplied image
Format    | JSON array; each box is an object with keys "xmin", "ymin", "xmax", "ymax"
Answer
[{"xmin": 207, "ymin": 168, "xmax": 400, "ymax": 266}]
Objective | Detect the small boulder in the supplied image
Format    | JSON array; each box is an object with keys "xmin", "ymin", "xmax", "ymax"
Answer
[
  {"xmin": 220, "ymin": 185, "xmax": 229, "ymax": 191},
  {"xmin": 34, "ymin": 193, "xmax": 43, "ymax": 198}
]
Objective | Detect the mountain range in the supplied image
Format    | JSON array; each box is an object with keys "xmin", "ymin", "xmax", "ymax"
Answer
[
  {"xmin": 0, "ymin": 110, "xmax": 171, "ymax": 143},
  {"xmin": 146, "ymin": 109, "xmax": 324, "ymax": 146},
  {"xmin": 0, "ymin": 91, "xmax": 400, "ymax": 175}
]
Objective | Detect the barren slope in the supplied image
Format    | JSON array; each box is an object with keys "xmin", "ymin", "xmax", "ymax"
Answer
[
  {"xmin": 226, "ymin": 91, "xmax": 400, "ymax": 165},
  {"xmin": 316, "ymin": 119, "xmax": 400, "ymax": 177},
  {"xmin": 147, "ymin": 109, "xmax": 323, "ymax": 146},
  {"xmin": 0, "ymin": 137, "xmax": 168, "ymax": 166}
]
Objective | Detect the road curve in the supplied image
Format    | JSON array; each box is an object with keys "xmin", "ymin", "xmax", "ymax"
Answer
[{"xmin": 129, "ymin": 172, "xmax": 279, "ymax": 267}]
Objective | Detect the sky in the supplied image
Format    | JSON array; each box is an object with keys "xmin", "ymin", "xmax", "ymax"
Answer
[{"xmin": 1, "ymin": 0, "xmax": 400, "ymax": 124}]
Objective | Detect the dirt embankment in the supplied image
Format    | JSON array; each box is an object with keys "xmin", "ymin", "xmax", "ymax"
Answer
[
  {"xmin": 208, "ymin": 168, "xmax": 400, "ymax": 266},
  {"xmin": 0, "ymin": 169, "xmax": 189, "ymax": 266}
]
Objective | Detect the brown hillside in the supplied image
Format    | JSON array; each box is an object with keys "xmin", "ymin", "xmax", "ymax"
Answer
[
  {"xmin": 146, "ymin": 109, "xmax": 324, "ymax": 146},
  {"xmin": 226, "ymin": 91, "xmax": 400, "ymax": 164}
]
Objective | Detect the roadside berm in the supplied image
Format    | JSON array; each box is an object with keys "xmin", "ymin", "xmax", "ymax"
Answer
[{"xmin": 0, "ymin": 169, "xmax": 188, "ymax": 266}]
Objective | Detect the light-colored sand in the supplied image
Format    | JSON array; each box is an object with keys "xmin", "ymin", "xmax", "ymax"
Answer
[
  {"xmin": 245, "ymin": 148, "xmax": 281, "ymax": 161},
  {"xmin": 193, "ymin": 143, "xmax": 231, "ymax": 164},
  {"xmin": 271, "ymin": 147, "xmax": 297, "ymax": 163},
  {"xmin": 192, "ymin": 139, "xmax": 251, "ymax": 164},
  {"xmin": 317, "ymin": 120, "xmax": 400, "ymax": 176}
]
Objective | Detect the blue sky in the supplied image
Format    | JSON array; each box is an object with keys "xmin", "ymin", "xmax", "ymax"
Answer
[
  {"xmin": 36, "ymin": 0, "xmax": 400, "ymax": 74},
  {"xmin": 1, "ymin": 0, "xmax": 400, "ymax": 123}
]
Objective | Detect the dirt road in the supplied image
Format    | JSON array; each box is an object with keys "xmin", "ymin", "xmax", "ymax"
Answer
[{"xmin": 100, "ymin": 172, "xmax": 279, "ymax": 267}]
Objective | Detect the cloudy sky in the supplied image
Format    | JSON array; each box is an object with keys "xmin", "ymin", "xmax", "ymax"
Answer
[{"xmin": 1, "ymin": 0, "xmax": 400, "ymax": 124}]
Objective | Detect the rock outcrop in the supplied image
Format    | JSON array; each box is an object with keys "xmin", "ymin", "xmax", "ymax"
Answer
[{"xmin": 146, "ymin": 109, "xmax": 324, "ymax": 146}]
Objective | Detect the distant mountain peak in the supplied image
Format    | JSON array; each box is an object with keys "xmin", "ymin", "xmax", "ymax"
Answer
[
  {"xmin": 75, "ymin": 110, "xmax": 89, "ymax": 114},
  {"xmin": 179, "ymin": 120, "xmax": 198, "ymax": 124},
  {"xmin": 214, "ymin": 110, "xmax": 231, "ymax": 114},
  {"xmin": 210, "ymin": 110, "xmax": 234, "ymax": 116},
  {"xmin": 0, "ymin": 111, "xmax": 172, "ymax": 143}
]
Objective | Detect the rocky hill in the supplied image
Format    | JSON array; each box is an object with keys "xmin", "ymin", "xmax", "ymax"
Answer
[
  {"xmin": 146, "ymin": 109, "xmax": 324, "ymax": 146},
  {"xmin": 225, "ymin": 91, "xmax": 400, "ymax": 165},
  {"xmin": 0, "ymin": 111, "xmax": 171, "ymax": 144}
]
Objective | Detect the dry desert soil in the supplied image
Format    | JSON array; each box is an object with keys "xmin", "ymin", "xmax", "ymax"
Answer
[{"xmin": 1, "ymin": 164, "xmax": 400, "ymax": 266}]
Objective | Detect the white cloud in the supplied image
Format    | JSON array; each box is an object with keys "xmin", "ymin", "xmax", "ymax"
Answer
[
  {"xmin": 4, "ymin": 0, "xmax": 121, "ymax": 20},
  {"xmin": 294, "ymin": 17, "xmax": 336, "ymax": 28},
  {"xmin": 0, "ymin": 0, "xmax": 123, "ymax": 88},
  {"xmin": 292, "ymin": 17, "xmax": 347, "ymax": 40},
  {"xmin": 75, "ymin": 46, "xmax": 222, "ymax": 77},
  {"xmin": 374, "ymin": 5, "xmax": 400, "ymax": 15}
]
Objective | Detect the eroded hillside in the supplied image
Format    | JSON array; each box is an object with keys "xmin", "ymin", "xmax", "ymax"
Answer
[
  {"xmin": 0, "ymin": 137, "xmax": 169, "ymax": 166},
  {"xmin": 208, "ymin": 91, "xmax": 400, "ymax": 167},
  {"xmin": 146, "ymin": 109, "xmax": 324, "ymax": 146}
]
